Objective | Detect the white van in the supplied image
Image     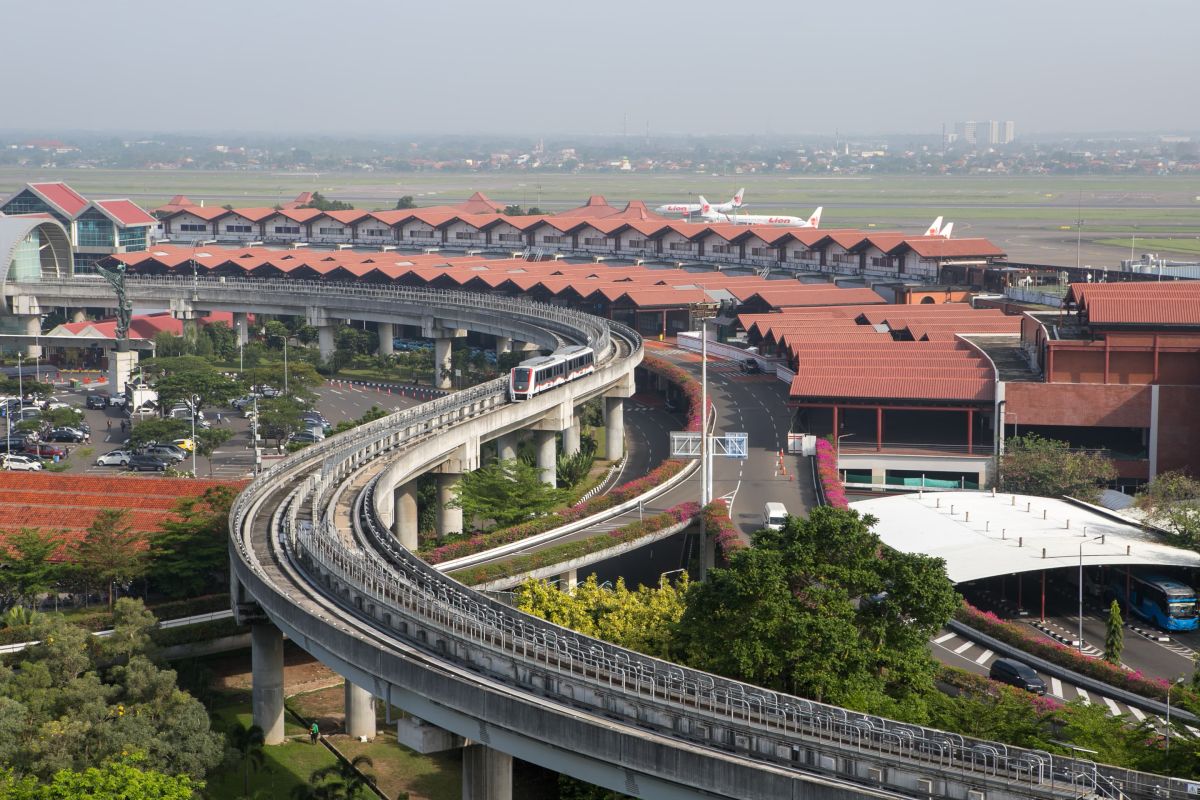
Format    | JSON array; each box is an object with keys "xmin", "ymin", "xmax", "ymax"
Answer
[{"xmin": 763, "ymin": 502, "xmax": 788, "ymax": 531}]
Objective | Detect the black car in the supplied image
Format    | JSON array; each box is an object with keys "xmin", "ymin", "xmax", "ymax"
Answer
[
  {"xmin": 740, "ymin": 358, "xmax": 761, "ymax": 374},
  {"xmin": 85, "ymin": 394, "xmax": 107, "ymax": 410},
  {"xmin": 989, "ymin": 658, "xmax": 1046, "ymax": 695},
  {"xmin": 127, "ymin": 453, "xmax": 170, "ymax": 472},
  {"xmin": 47, "ymin": 427, "xmax": 86, "ymax": 443}
]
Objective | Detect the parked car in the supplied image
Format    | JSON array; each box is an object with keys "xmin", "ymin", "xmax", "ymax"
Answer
[
  {"xmin": 231, "ymin": 393, "xmax": 261, "ymax": 410},
  {"xmin": 47, "ymin": 427, "xmax": 87, "ymax": 443},
  {"xmin": 107, "ymin": 394, "xmax": 128, "ymax": 408},
  {"xmin": 301, "ymin": 412, "xmax": 331, "ymax": 432},
  {"xmin": 24, "ymin": 442, "xmax": 67, "ymax": 459},
  {"xmin": 2, "ymin": 453, "xmax": 43, "ymax": 471},
  {"xmin": 988, "ymin": 658, "xmax": 1046, "ymax": 695},
  {"xmin": 85, "ymin": 394, "xmax": 107, "ymax": 410},
  {"xmin": 143, "ymin": 444, "xmax": 186, "ymax": 463},
  {"xmin": 128, "ymin": 453, "xmax": 170, "ymax": 472},
  {"xmin": 740, "ymin": 358, "xmax": 761, "ymax": 374},
  {"xmin": 288, "ymin": 430, "xmax": 324, "ymax": 445},
  {"xmin": 171, "ymin": 438, "xmax": 195, "ymax": 452},
  {"xmin": 96, "ymin": 449, "xmax": 132, "ymax": 467}
]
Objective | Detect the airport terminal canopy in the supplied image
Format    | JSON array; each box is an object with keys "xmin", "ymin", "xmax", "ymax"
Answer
[
  {"xmin": 0, "ymin": 213, "xmax": 72, "ymax": 292},
  {"xmin": 851, "ymin": 490, "xmax": 1200, "ymax": 583}
]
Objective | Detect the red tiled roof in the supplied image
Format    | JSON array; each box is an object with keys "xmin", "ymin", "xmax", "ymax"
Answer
[
  {"xmin": 453, "ymin": 191, "xmax": 505, "ymax": 214},
  {"xmin": 790, "ymin": 374, "xmax": 993, "ymax": 402},
  {"xmin": 94, "ymin": 199, "xmax": 156, "ymax": 226},
  {"xmin": 164, "ymin": 205, "xmax": 227, "ymax": 221},
  {"xmin": 1068, "ymin": 282, "xmax": 1200, "ymax": 327},
  {"xmin": 52, "ymin": 310, "xmax": 239, "ymax": 341},
  {"xmin": 29, "ymin": 182, "xmax": 88, "ymax": 216},
  {"xmin": 899, "ymin": 238, "xmax": 1006, "ymax": 258}
]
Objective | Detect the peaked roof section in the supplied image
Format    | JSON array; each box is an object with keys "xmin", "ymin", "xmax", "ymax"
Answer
[
  {"xmin": 453, "ymin": 191, "xmax": 505, "ymax": 214},
  {"xmin": 1068, "ymin": 282, "xmax": 1200, "ymax": 327},
  {"xmin": 168, "ymin": 195, "xmax": 193, "ymax": 206},
  {"xmin": 27, "ymin": 182, "xmax": 89, "ymax": 217},
  {"xmin": 92, "ymin": 199, "xmax": 156, "ymax": 227},
  {"xmin": 280, "ymin": 191, "xmax": 315, "ymax": 209},
  {"xmin": 555, "ymin": 195, "xmax": 622, "ymax": 219},
  {"xmin": 609, "ymin": 200, "xmax": 663, "ymax": 221}
]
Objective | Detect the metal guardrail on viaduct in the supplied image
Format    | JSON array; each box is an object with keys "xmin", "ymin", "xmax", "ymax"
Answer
[{"xmin": 11, "ymin": 277, "xmax": 1184, "ymax": 798}]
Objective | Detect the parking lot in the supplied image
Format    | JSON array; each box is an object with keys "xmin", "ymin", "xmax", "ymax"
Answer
[{"xmin": 6, "ymin": 380, "xmax": 420, "ymax": 480}]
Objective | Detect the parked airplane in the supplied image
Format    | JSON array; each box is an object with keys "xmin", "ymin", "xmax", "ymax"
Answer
[
  {"xmin": 701, "ymin": 203, "xmax": 822, "ymax": 228},
  {"xmin": 654, "ymin": 188, "xmax": 744, "ymax": 216},
  {"xmin": 924, "ymin": 216, "xmax": 954, "ymax": 238}
]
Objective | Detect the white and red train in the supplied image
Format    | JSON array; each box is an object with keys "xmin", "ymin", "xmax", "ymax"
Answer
[{"xmin": 508, "ymin": 345, "xmax": 596, "ymax": 401}]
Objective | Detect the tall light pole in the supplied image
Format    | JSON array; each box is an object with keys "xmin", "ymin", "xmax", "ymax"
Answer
[
  {"xmin": 1078, "ymin": 533, "xmax": 1105, "ymax": 652},
  {"xmin": 699, "ymin": 319, "xmax": 708, "ymax": 506},
  {"xmin": 190, "ymin": 395, "xmax": 197, "ymax": 477}
]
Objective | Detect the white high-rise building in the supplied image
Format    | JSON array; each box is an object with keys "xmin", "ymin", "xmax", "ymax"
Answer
[{"xmin": 953, "ymin": 120, "xmax": 1015, "ymax": 147}]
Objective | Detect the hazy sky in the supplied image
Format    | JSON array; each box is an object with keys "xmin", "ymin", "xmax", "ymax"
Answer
[{"xmin": 5, "ymin": 0, "xmax": 1198, "ymax": 137}]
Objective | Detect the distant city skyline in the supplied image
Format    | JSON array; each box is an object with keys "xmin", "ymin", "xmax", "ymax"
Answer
[{"xmin": 3, "ymin": 0, "xmax": 1199, "ymax": 136}]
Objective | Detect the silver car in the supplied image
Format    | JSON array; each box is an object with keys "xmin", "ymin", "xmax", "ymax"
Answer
[{"xmin": 95, "ymin": 449, "xmax": 131, "ymax": 467}]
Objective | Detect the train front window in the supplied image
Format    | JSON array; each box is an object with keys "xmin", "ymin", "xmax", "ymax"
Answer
[{"xmin": 512, "ymin": 368, "xmax": 531, "ymax": 392}]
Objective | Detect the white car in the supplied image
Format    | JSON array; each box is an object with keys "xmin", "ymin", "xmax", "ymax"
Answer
[
  {"xmin": 3, "ymin": 454, "xmax": 44, "ymax": 471},
  {"xmin": 95, "ymin": 450, "xmax": 131, "ymax": 467}
]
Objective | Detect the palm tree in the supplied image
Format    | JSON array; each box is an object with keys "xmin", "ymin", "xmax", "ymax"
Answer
[
  {"xmin": 299, "ymin": 754, "xmax": 377, "ymax": 799},
  {"xmin": 227, "ymin": 722, "xmax": 266, "ymax": 797}
]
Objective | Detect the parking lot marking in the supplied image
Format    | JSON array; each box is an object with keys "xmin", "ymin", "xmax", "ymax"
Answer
[
  {"xmin": 952, "ymin": 641, "xmax": 973, "ymax": 655},
  {"xmin": 1129, "ymin": 706, "xmax": 1146, "ymax": 722},
  {"xmin": 1076, "ymin": 688, "xmax": 1091, "ymax": 705},
  {"xmin": 1102, "ymin": 697, "xmax": 1121, "ymax": 716},
  {"xmin": 933, "ymin": 633, "xmax": 956, "ymax": 644},
  {"xmin": 973, "ymin": 649, "xmax": 993, "ymax": 665},
  {"xmin": 1050, "ymin": 678, "xmax": 1063, "ymax": 698}
]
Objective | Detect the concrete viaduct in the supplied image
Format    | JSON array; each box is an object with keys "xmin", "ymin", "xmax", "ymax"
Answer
[{"xmin": 3, "ymin": 276, "xmax": 1186, "ymax": 799}]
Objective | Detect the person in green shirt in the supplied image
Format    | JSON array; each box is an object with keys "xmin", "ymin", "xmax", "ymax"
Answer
[{"xmin": 310, "ymin": 721, "xmax": 319, "ymax": 744}]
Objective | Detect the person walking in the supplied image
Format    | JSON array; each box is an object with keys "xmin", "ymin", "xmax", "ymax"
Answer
[
  {"xmin": 106, "ymin": 418, "xmax": 111, "ymax": 431},
  {"xmin": 309, "ymin": 721, "xmax": 319, "ymax": 744}
]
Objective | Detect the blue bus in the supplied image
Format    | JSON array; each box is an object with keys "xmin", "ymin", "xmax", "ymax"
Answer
[{"xmin": 1110, "ymin": 573, "xmax": 1199, "ymax": 632}]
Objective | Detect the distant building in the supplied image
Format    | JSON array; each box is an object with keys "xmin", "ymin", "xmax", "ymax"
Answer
[
  {"xmin": 953, "ymin": 120, "xmax": 1015, "ymax": 147},
  {"xmin": 0, "ymin": 182, "xmax": 155, "ymax": 273}
]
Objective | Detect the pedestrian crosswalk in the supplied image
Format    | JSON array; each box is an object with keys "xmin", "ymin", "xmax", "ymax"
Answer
[{"xmin": 930, "ymin": 630, "xmax": 1156, "ymax": 722}]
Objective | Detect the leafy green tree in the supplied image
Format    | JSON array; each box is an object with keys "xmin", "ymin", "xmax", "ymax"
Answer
[
  {"xmin": 261, "ymin": 320, "xmax": 290, "ymax": 350},
  {"xmin": 149, "ymin": 486, "xmax": 237, "ymax": 598},
  {"xmin": 0, "ymin": 379, "xmax": 53, "ymax": 398},
  {"xmin": 257, "ymin": 398, "xmax": 303, "ymax": 447},
  {"xmin": 335, "ymin": 326, "xmax": 375, "ymax": 357},
  {"xmin": 226, "ymin": 722, "xmax": 266, "ymax": 798},
  {"xmin": 394, "ymin": 195, "xmax": 417, "ymax": 209},
  {"xmin": 557, "ymin": 436, "xmax": 596, "ymax": 488},
  {"xmin": 294, "ymin": 754, "xmax": 376, "ymax": 799},
  {"xmin": 194, "ymin": 427, "xmax": 233, "ymax": 476},
  {"xmin": 101, "ymin": 597, "xmax": 158, "ymax": 661},
  {"xmin": 451, "ymin": 459, "xmax": 568, "ymax": 528},
  {"xmin": 0, "ymin": 758, "xmax": 200, "ymax": 799},
  {"xmin": 515, "ymin": 574, "xmax": 689, "ymax": 659},
  {"xmin": 675, "ymin": 507, "xmax": 957, "ymax": 710},
  {"xmin": 1135, "ymin": 471, "xmax": 1200, "ymax": 548},
  {"xmin": 1104, "ymin": 599, "xmax": 1124, "ymax": 665},
  {"xmin": 202, "ymin": 320, "xmax": 238, "ymax": 362},
  {"xmin": 129, "ymin": 418, "xmax": 189, "ymax": 450},
  {"xmin": 39, "ymin": 407, "xmax": 84, "ymax": 430},
  {"xmin": 0, "ymin": 605, "xmax": 223, "ymax": 781},
  {"xmin": 299, "ymin": 191, "xmax": 354, "ymax": 212},
  {"xmin": 999, "ymin": 434, "xmax": 1116, "ymax": 502},
  {"xmin": 154, "ymin": 364, "xmax": 240, "ymax": 412},
  {"xmin": 72, "ymin": 509, "xmax": 146, "ymax": 608},
  {"xmin": 153, "ymin": 331, "xmax": 189, "ymax": 358},
  {"xmin": 0, "ymin": 527, "xmax": 64, "ymax": 610}
]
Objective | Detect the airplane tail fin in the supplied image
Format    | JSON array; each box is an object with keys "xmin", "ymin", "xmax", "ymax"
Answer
[
  {"xmin": 699, "ymin": 198, "xmax": 712, "ymax": 217},
  {"xmin": 732, "ymin": 188, "xmax": 745, "ymax": 207},
  {"xmin": 939, "ymin": 221, "xmax": 953, "ymax": 239},
  {"xmin": 807, "ymin": 207, "xmax": 823, "ymax": 228},
  {"xmin": 924, "ymin": 216, "xmax": 944, "ymax": 237}
]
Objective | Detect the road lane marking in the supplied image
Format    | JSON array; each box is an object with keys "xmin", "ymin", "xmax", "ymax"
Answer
[
  {"xmin": 974, "ymin": 649, "xmax": 993, "ymax": 665},
  {"xmin": 1102, "ymin": 697, "xmax": 1121, "ymax": 716},
  {"xmin": 1076, "ymin": 688, "xmax": 1091, "ymax": 705},
  {"xmin": 1051, "ymin": 678, "xmax": 1063, "ymax": 698},
  {"xmin": 1129, "ymin": 706, "xmax": 1146, "ymax": 722},
  {"xmin": 952, "ymin": 641, "xmax": 973, "ymax": 655},
  {"xmin": 933, "ymin": 633, "xmax": 956, "ymax": 644}
]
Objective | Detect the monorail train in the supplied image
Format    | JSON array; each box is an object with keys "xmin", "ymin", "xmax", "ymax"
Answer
[{"xmin": 509, "ymin": 345, "xmax": 596, "ymax": 401}]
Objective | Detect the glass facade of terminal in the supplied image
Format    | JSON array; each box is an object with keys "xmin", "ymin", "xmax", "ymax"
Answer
[
  {"xmin": 1, "ymin": 191, "xmax": 63, "ymax": 224},
  {"xmin": 76, "ymin": 209, "xmax": 115, "ymax": 247},
  {"xmin": 118, "ymin": 226, "xmax": 148, "ymax": 250},
  {"xmin": 8, "ymin": 228, "xmax": 41, "ymax": 282}
]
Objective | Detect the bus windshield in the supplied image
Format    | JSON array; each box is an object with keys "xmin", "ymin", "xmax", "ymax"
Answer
[
  {"xmin": 1169, "ymin": 599, "xmax": 1198, "ymax": 619},
  {"xmin": 512, "ymin": 368, "xmax": 531, "ymax": 392}
]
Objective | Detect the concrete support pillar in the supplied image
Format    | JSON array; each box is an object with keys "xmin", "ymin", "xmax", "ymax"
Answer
[
  {"xmin": 233, "ymin": 312, "xmax": 249, "ymax": 346},
  {"xmin": 563, "ymin": 414, "xmax": 581, "ymax": 457},
  {"xmin": 318, "ymin": 325, "xmax": 336, "ymax": 363},
  {"xmin": 436, "ymin": 473, "xmax": 462, "ymax": 538},
  {"xmin": 344, "ymin": 681, "xmax": 376, "ymax": 741},
  {"xmin": 494, "ymin": 335, "xmax": 512, "ymax": 356},
  {"xmin": 435, "ymin": 337, "xmax": 453, "ymax": 390},
  {"xmin": 534, "ymin": 429, "xmax": 557, "ymax": 486},
  {"xmin": 70, "ymin": 309, "xmax": 87, "ymax": 324},
  {"xmin": 392, "ymin": 481, "xmax": 419, "ymax": 550},
  {"xmin": 496, "ymin": 433, "xmax": 519, "ymax": 462},
  {"xmin": 22, "ymin": 316, "xmax": 41, "ymax": 359},
  {"xmin": 378, "ymin": 322, "xmax": 394, "ymax": 357},
  {"xmin": 558, "ymin": 567, "xmax": 578, "ymax": 592},
  {"xmin": 605, "ymin": 397, "xmax": 625, "ymax": 461},
  {"xmin": 462, "ymin": 744, "xmax": 512, "ymax": 800},
  {"xmin": 251, "ymin": 623, "xmax": 285, "ymax": 745}
]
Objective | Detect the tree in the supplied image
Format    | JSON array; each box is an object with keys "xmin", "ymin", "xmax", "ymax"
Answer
[
  {"xmin": 128, "ymin": 418, "xmax": 189, "ymax": 450},
  {"xmin": 999, "ymin": 434, "xmax": 1117, "ymax": 502},
  {"xmin": 39, "ymin": 407, "xmax": 84, "ymax": 431},
  {"xmin": 296, "ymin": 754, "xmax": 376, "ymax": 800},
  {"xmin": 299, "ymin": 191, "xmax": 354, "ymax": 212},
  {"xmin": 226, "ymin": 722, "xmax": 266, "ymax": 798},
  {"xmin": 394, "ymin": 195, "xmax": 417, "ymax": 209},
  {"xmin": 0, "ymin": 759, "xmax": 200, "ymax": 799},
  {"xmin": 0, "ymin": 527, "xmax": 64, "ymax": 610},
  {"xmin": 194, "ymin": 427, "xmax": 232, "ymax": 476},
  {"xmin": 451, "ymin": 459, "xmax": 568, "ymax": 528},
  {"xmin": 149, "ymin": 486, "xmax": 237, "ymax": 598},
  {"xmin": 1135, "ymin": 471, "xmax": 1200, "ymax": 548},
  {"xmin": 153, "ymin": 364, "xmax": 240, "ymax": 412},
  {"xmin": 72, "ymin": 509, "xmax": 146, "ymax": 608},
  {"xmin": 257, "ymin": 398, "xmax": 303, "ymax": 447},
  {"xmin": 0, "ymin": 605, "xmax": 223, "ymax": 782},
  {"xmin": 1104, "ymin": 599, "xmax": 1124, "ymax": 665}
]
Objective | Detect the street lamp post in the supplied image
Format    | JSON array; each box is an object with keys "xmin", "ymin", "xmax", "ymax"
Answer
[{"xmin": 1078, "ymin": 533, "xmax": 1105, "ymax": 651}]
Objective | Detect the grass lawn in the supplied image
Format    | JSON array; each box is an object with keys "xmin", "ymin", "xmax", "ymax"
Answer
[{"xmin": 1095, "ymin": 237, "xmax": 1200, "ymax": 256}]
